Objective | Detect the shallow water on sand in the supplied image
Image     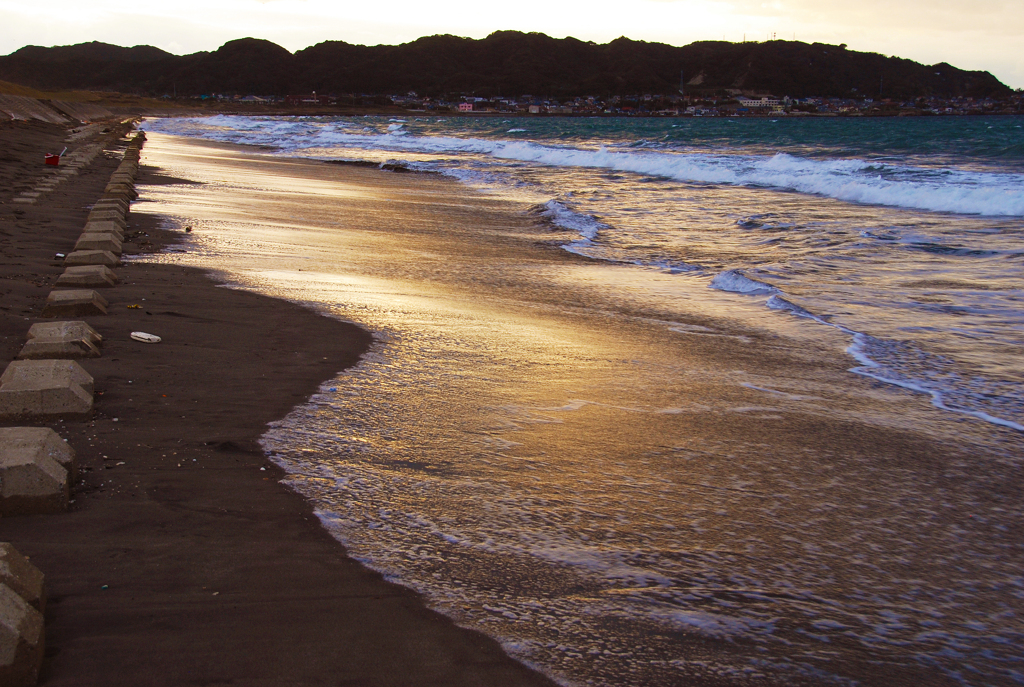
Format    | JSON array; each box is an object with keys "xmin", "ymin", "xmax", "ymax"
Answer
[
  {"xmin": 144, "ymin": 114, "xmax": 1024, "ymax": 436},
  {"xmin": 136, "ymin": 133, "xmax": 1024, "ymax": 686}
]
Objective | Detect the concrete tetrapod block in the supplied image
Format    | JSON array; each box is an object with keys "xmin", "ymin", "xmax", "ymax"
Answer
[
  {"xmin": 101, "ymin": 195, "xmax": 134, "ymax": 207},
  {"xmin": 17, "ymin": 337, "xmax": 100, "ymax": 360},
  {"xmin": 86, "ymin": 212, "xmax": 127, "ymax": 228},
  {"xmin": 104, "ymin": 183, "xmax": 137, "ymax": 200},
  {"xmin": 26, "ymin": 320, "xmax": 102, "ymax": 346},
  {"xmin": 0, "ymin": 442, "xmax": 70, "ymax": 516},
  {"xmin": 41, "ymin": 289, "xmax": 108, "ymax": 318},
  {"xmin": 64, "ymin": 250, "xmax": 119, "ymax": 267},
  {"xmin": 83, "ymin": 220, "xmax": 125, "ymax": 238},
  {"xmin": 92, "ymin": 196, "xmax": 128, "ymax": 207},
  {"xmin": 74, "ymin": 233, "xmax": 122, "ymax": 255},
  {"xmin": 0, "ymin": 544, "xmax": 46, "ymax": 612},
  {"xmin": 0, "ymin": 360, "xmax": 94, "ymax": 396},
  {"xmin": 89, "ymin": 210, "xmax": 127, "ymax": 223},
  {"xmin": 0, "ymin": 584, "xmax": 44, "ymax": 687},
  {"xmin": 88, "ymin": 205, "xmax": 127, "ymax": 217},
  {"xmin": 92, "ymin": 197, "xmax": 128, "ymax": 212},
  {"xmin": 0, "ymin": 360, "xmax": 93, "ymax": 420},
  {"xmin": 83, "ymin": 226, "xmax": 125, "ymax": 242},
  {"xmin": 55, "ymin": 265, "xmax": 119, "ymax": 289},
  {"xmin": 18, "ymin": 318, "xmax": 103, "ymax": 359},
  {"xmin": 102, "ymin": 189, "xmax": 134, "ymax": 201},
  {"xmin": 0, "ymin": 426, "xmax": 76, "ymax": 498},
  {"xmin": 0, "ymin": 358, "xmax": 93, "ymax": 421}
]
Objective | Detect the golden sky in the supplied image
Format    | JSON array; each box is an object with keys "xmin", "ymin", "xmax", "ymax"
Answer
[{"xmin": 1, "ymin": 0, "xmax": 1021, "ymax": 88}]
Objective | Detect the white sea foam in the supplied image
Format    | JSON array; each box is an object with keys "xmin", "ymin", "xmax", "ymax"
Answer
[
  {"xmin": 766, "ymin": 295, "xmax": 821, "ymax": 321},
  {"xmin": 141, "ymin": 116, "xmax": 1024, "ymax": 216},
  {"xmin": 847, "ymin": 333, "xmax": 1024, "ymax": 432},
  {"xmin": 538, "ymin": 199, "xmax": 605, "ymax": 244},
  {"xmin": 766, "ymin": 297, "xmax": 1024, "ymax": 432},
  {"xmin": 709, "ymin": 270, "xmax": 777, "ymax": 295}
]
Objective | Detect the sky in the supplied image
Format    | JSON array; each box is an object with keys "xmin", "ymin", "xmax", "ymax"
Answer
[{"xmin": 1, "ymin": 0, "xmax": 1022, "ymax": 89}]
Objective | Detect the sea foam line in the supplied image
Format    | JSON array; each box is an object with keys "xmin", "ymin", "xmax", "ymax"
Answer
[
  {"xmin": 763, "ymin": 295, "xmax": 1024, "ymax": 432},
  {"xmin": 845, "ymin": 334, "xmax": 1024, "ymax": 432},
  {"xmin": 142, "ymin": 116, "xmax": 1024, "ymax": 217}
]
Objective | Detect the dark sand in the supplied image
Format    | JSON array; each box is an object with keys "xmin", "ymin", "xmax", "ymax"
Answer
[{"xmin": 0, "ymin": 121, "xmax": 557, "ymax": 685}]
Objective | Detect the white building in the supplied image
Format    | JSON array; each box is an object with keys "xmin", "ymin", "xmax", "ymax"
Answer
[{"xmin": 738, "ymin": 97, "xmax": 782, "ymax": 109}]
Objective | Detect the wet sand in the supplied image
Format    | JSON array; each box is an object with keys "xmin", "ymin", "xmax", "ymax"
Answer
[
  {"xmin": 122, "ymin": 133, "xmax": 1024, "ymax": 687},
  {"xmin": 0, "ymin": 121, "xmax": 557, "ymax": 685}
]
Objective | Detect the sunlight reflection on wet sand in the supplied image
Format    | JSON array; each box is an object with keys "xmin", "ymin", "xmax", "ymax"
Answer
[{"xmin": 132, "ymin": 132, "xmax": 1024, "ymax": 687}]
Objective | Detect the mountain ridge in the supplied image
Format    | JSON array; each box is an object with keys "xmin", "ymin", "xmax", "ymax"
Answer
[{"xmin": 0, "ymin": 33, "xmax": 1012, "ymax": 100}]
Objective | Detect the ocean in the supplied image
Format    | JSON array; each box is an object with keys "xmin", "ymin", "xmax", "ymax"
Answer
[{"xmin": 139, "ymin": 114, "xmax": 1024, "ymax": 686}]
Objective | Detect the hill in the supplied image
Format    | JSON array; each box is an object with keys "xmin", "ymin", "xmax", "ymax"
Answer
[{"xmin": 0, "ymin": 33, "xmax": 1012, "ymax": 100}]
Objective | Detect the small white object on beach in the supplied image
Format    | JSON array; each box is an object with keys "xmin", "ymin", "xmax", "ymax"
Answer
[{"xmin": 130, "ymin": 331, "xmax": 161, "ymax": 344}]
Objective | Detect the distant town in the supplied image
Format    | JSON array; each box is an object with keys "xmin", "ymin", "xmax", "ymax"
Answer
[{"xmin": 194, "ymin": 90, "xmax": 1024, "ymax": 117}]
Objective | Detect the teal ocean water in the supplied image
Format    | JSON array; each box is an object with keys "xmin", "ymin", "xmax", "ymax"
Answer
[{"xmin": 141, "ymin": 115, "xmax": 1024, "ymax": 686}]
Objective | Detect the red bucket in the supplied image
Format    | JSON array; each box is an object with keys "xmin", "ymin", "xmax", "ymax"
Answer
[{"xmin": 44, "ymin": 153, "xmax": 60, "ymax": 166}]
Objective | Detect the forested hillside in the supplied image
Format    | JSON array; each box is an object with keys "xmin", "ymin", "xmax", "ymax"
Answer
[{"xmin": 0, "ymin": 33, "xmax": 1011, "ymax": 99}]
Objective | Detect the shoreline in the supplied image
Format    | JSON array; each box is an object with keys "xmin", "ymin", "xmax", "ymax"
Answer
[
  {"xmin": 0, "ymin": 119, "xmax": 558, "ymax": 686},
  {"xmin": 9, "ymin": 122, "xmax": 1020, "ymax": 686},
  {"xmin": 128, "ymin": 129, "xmax": 1024, "ymax": 687}
]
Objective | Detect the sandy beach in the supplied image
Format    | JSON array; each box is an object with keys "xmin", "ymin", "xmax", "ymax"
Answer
[
  {"xmin": 0, "ymin": 121, "xmax": 558, "ymax": 686},
  {"xmin": 3, "ymin": 120, "xmax": 1020, "ymax": 686}
]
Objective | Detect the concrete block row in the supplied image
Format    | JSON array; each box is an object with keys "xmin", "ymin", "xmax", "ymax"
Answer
[
  {"xmin": 0, "ymin": 543, "xmax": 46, "ymax": 686},
  {"xmin": 0, "ymin": 133, "xmax": 145, "ymax": 517},
  {"xmin": 0, "ymin": 131, "xmax": 147, "ymax": 685},
  {"xmin": 0, "ymin": 137, "xmax": 144, "ymax": 422},
  {"xmin": 9, "ymin": 142, "xmax": 104, "ymax": 206},
  {"xmin": 99, "ymin": 132, "xmax": 145, "ymax": 205},
  {"xmin": 53, "ymin": 134, "xmax": 143, "ymax": 299}
]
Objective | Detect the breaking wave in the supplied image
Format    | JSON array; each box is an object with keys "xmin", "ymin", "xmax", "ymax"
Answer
[{"xmin": 143, "ymin": 116, "xmax": 1024, "ymax": 217}]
